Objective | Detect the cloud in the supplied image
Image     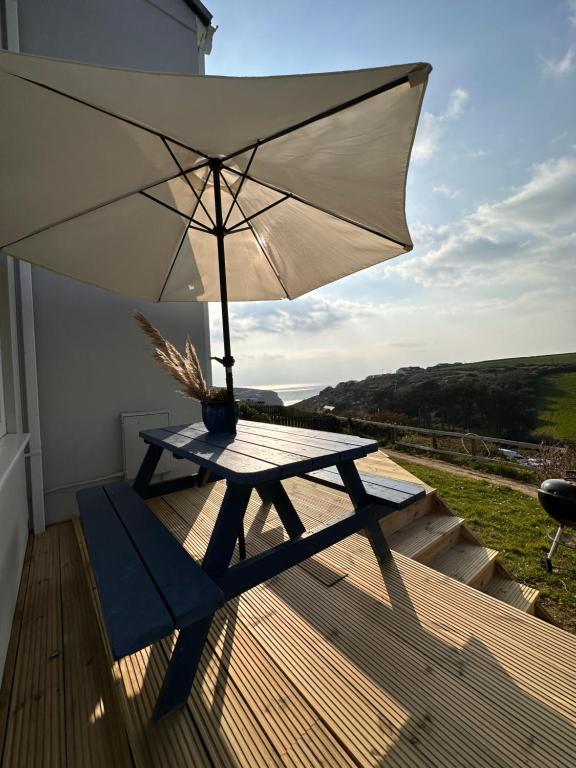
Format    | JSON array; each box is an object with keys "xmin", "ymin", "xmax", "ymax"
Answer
[
  {"xmin": 392, "ymin": 154, "xmax": 576, "ymax": 290},
  {"xmin": 227, "ymin": 296, "xmax": 386, "ymax": 336},
  {"xmin": 542, "ymin": 46, "xmax": 574, "ymax": 76},
  {"xmin": 209, "ymin": 293, "xmax": 428, "ymax": 348},
  {"xmin": 541, "ymin": 4, "xmax": 576, "ymax": 75},
  {"xmin": 433, "ymin": 184, "xmax": 461, "ymax": 199},
  {"xmin": 444, "ymin": 87, "xmax": 469, "ymax": 118},
  {"xmin": 412, "ymin": 88, "xmax": 470, "ymax": 161},
  {"xmin": 239, "ymin": 351, "xmax": 285, "ymax": 361},
  {"xmin": 473, "ymin": 155, "xmax": 576, "ymax": 232}
]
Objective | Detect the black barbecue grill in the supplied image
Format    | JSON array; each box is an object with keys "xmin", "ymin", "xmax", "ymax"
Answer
[{"xmin": 538, "ymin": 474, "xmax": 576, "ymax": 572}]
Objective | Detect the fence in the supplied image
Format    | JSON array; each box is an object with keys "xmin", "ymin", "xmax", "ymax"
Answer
[
  {"xmin": 246, "ymin": 404, "xmax": 343, "ymax": 432},
  {"xmin": 242, "ymin": 403, "xmax": 549, "ymax": 463}
]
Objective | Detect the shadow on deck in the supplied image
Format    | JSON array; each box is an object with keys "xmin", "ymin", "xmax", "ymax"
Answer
[{"xmin": 1, "ymin": 468, "xmax": 575, "ymax": 767}]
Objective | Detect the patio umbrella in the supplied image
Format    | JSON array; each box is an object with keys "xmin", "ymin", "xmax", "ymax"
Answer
[{"xmin": 0, "ymin": 50, "xmax": 431, "ymax": 431}]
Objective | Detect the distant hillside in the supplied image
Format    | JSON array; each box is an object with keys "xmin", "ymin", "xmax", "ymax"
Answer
[
  {"xmin": 298, "ymin": 352, "xmax": 576, "ymax": 441},
  {"xmin": 450, "ymin": 352, "xmax": 576, "ymax": 370},
  {"xmin": 235, "ymin": 387, "xmax": 282, "ymax": 406}
]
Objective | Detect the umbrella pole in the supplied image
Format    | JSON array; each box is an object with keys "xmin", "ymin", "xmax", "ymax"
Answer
[{"xmin": 211, "ymin": 160, "xmax": 237, "ymax": 434}]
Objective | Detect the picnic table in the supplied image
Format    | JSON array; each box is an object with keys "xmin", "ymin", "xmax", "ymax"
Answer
[{"xmin": 79, "ymin": 420, "xmax": 423, "ymax": 720}]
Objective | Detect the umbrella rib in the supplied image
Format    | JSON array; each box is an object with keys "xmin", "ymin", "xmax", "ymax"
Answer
[
  {"xmin": 139, "ymin": 191, "xmax": 212, "ymax": 233},
  {"xmin": 221, "ymin": 165, "xmax": 412, "ymax": 250},
  {"xmin": 222, "ymin": 69, "xmax": 425, "ymax": 163},
  {"xmin": 161, "ymin": 138, "xmax": 216, "ymax": 229},
  {"xmin": 0, "ymin": 167, "xmax": 204, "ymax": 250},
  {"xmin": 156, "ymin": 219, "xmax": 195, "ymax": 303},
  {"xmin": 222, "ymin": 143, "xmax": 259, "ymax": 229},
  {"xmin": 221, "ymin": 174, "xmax": 291, "ymax": 300},
  {"xmin": 157, "ymin": 170, "xmax": 214, "ymax": 301},
  {"xmin": 7, "ymin": 71, "xmax": 211, "ymax": 161},
  {"xmin": 226, "ymin": 195, "xmax": 291, "ymax": 232}
]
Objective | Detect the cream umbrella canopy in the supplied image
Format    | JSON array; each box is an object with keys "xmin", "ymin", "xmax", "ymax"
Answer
[{"xmin": 0, "ymin": 50, "xmax": 431, "ymax": 430}]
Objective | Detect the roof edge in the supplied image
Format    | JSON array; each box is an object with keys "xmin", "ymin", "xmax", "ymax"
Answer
[{"xmin": 183, "ymin": 0, "xmax": 213, "ymax": 27}]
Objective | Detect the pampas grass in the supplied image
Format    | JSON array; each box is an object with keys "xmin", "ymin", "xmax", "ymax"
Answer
[{"xmin": 135, "ymin": 312, "xmax": 213, "ymax": 402}]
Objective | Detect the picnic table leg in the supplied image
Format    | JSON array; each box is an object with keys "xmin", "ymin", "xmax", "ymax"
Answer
[
  {"xmin": 238, "ymin": 525, "xmax": 247, "ymax": 560},
  {"xmin": 195, "ymin": 466, "xmax": 214, "ymax": 487},
  {"xmin": 152, "ymin": 617, "xmax": 213, "ymax": 721},
  {"xmin": 202, "ymin": 483, "xmax": 253, "ymax": 572},
  {"xmin": 256, "ymin": 481, "xmax": 306, "ymax": 539},
  {"xmin": 336, "ymin": 460, "xmax": 391, "ymax": 565},
  {"xmin": 153, "ymin": 481, "xmax": 252, "ymax": 721},
  {"xmin": 133, "ymin": 444, "xmax": 163, "ymax": 496}
]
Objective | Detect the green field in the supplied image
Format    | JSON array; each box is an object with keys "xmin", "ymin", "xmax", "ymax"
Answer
[
  {"xmin": 535, "ymin": 371, "xmax": 576, "ymax": 441},
  {"xmin": 444, "ymin": 352, "xmax": 576, "ymax": 440},
  {"xmin": 453, "ymin": 351, "xmax": 576, "ymax": 370},
  {"xmin": 395, "ymin": 458, "xmax": 576, "ymax": 632}
]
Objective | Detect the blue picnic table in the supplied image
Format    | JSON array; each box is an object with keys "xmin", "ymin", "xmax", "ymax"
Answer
[{"xmin": 78, "ymin": 420, "xmax": 424, "ymax": 720}]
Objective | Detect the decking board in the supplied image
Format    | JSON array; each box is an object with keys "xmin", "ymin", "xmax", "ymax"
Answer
[
  {"xmin": 158, "ymin": 488, "xmax": 576, "ymax": 768},
  {"xmin": 0, "ymin": 538, "xmax": 32, "ymax": 763},
  {"xmin": 59, "ymin": 523, "xmax": 131, "ymax": 768},
  {"xmin": 1, "ymin": 459, "xmax": 575, "ymax": 768}
]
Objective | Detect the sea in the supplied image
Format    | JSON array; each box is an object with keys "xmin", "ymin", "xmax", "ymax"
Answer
[{"xmin": 253, "ymin": 383, "xmax": 326, "ymax": 406}]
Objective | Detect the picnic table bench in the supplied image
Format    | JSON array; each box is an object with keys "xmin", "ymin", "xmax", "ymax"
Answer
[
  {"xmin": 303, "ymin": 466, "xmax": 426, "ymax": 508},
  {"xmin": 78, "ymin": 481, "xmax": 224, "ymax": 659},
  {"xmin": 77, "ymin": 420, "xmax": 425, "ymax": 721}
]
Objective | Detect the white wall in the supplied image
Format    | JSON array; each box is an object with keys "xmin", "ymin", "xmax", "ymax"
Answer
[
  {"xmin": 0, "ymin": 440, "xmax": 29, "ymax": 677},
  {"xmin": 17, "ymin": 0, "xmax": 202, "ymax": 72},
  {"xmin": 33, "ymin": 272, "xmax": 209, "ymax": 523},
  {"xmin": 13, "ymin": 0, "xmax": 212, "ymax": 524},
  {"xmin": 0, "ymin": 248, "xmax": 29, "ymax": 682},
  {"xmin": 0, "ymin": 0, "xmax": 29, "ymax": 687}
]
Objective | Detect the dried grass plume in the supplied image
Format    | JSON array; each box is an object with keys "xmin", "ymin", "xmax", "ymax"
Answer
[{"xmin": 135, "ymin": 311, "xmax": 210, "ymax": 402}]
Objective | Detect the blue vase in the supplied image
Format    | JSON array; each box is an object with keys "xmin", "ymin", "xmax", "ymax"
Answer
[{"xmin": 201, "ymin": 401, "xmax": 239, "ymax": 433}]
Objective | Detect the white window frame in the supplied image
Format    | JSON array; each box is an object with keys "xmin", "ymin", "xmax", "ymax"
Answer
[
  {"xmin": 0, "ymin": 255, "xmax": 10, "ymax": 440},
  {"xmin": 0, "ymin": 252, "xmax": 22, "ymax": 440},
  {"xmin": 0, "ymin": 344, "xmax": 7, "ymax": 439}
]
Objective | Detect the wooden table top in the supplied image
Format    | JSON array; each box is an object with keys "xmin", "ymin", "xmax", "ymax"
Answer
[{"xmin": 140, "ymin": 419, "xmax": 378, "ymax": 484}]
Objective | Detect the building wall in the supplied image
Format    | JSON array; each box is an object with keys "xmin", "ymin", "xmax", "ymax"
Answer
[
  {"xmin": 0, "ymin": 444, "xmax": 29, "ymax": 678},
  {"xmin": 13, "ymin": 0, "xmax": 212, "ymax": 524},
  {"xmin": 0, "ymin": 247, "xmax": 29, "ymax": 681},
  {"xmin": 17, "ymin": 0, "xmax": 205, "ymax": 72},
  {"xmin": 34, "ymin": 273, "xmax": 210, "ymax": 522}
]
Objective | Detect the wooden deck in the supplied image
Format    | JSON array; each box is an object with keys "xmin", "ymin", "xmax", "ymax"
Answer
[{"xmin": 1, "ymin": 457, "xmax": 575, "ymax": 767}]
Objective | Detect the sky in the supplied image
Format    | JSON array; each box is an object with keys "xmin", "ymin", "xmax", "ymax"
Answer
[{"xmin": 205, "ymin": 0, "xmax": 576, "ymax": 390}]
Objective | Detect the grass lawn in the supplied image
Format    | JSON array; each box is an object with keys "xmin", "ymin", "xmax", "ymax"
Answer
[
  {"xmin": 395, "ymin": 458, "xmax": 576, "ymax": 633},
  {"xmin": 535, "ymin": 371, "xmax": 576, "ymax": 441}
]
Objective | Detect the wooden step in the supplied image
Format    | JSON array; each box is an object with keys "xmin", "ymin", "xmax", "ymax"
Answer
[
  {"xmin": 483, "ymin": 575, "xmax": 540, "ymax": 615},
  {"xmin": 427, "ymin": 543, "xmax": 499, "ymax": 590},
  {"xmin": 388, "ymin": 514, "xmax": 464, "ymax": 563},
  {"xmin": 378, "ymin": 493, "xmax": 436, "ymax": 537}
]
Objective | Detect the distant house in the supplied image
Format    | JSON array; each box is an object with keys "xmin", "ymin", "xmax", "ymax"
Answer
[{"xmin": 0, "ymin": 0, "xmax": 214, "ymax": 681}]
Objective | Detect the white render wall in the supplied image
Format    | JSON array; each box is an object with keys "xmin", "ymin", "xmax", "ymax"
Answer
[
  {"xmin": 0, "ymin": 440, "xmax": 29, "ymax": 680},
  {"xmin": 13, "ymin": 0, "xmax": 212, "ymax": 524},
  {"xmin": 0, "ymin": 248, "xmax": 29, "ymax": 682},
  {"xmin": 17, "ymin": 0, "xmax": 204, "ymax": 72},
  {"xmin": 33, "ymin": 273, "xmax": 210, "ymax": 523}
]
